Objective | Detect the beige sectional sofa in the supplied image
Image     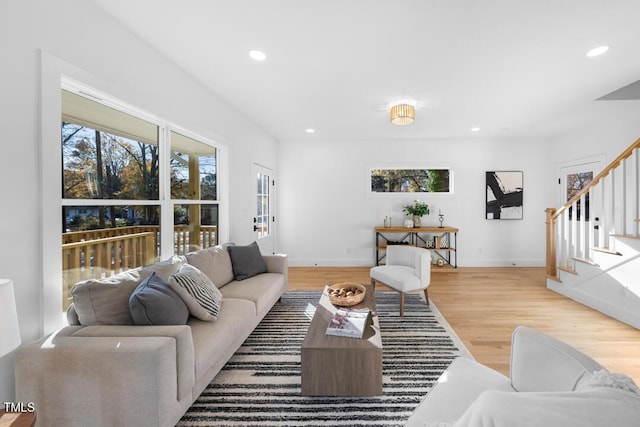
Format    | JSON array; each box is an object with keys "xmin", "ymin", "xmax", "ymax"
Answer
[{"xmin": 15, "ymin": 244, "xmax": 288, "ymax": 427}]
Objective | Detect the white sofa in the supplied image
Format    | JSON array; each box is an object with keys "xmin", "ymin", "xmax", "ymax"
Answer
[
  {"xmin": 406, "ymin": 325, "xmax": 640, "ymax": 427},
  {"xmin": 15, "ymin": 244, "xmax": 287, "ymax": 427}
]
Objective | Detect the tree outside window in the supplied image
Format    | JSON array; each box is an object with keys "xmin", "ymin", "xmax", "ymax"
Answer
[{"xmin": 370, "ymin": 168, "xmax": 451, "ymax": 193}]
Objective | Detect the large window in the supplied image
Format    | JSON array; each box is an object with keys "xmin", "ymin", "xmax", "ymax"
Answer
[
  {"xmin": 59, "ymin": 86, "xmax": 220, "ymax": 309},
  {"xmin": 170, "ymin": 131, "xmax": 218, "ymax": 254}
]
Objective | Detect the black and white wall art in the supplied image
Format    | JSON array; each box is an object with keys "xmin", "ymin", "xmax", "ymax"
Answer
[{"xmin": 486, "ymin": 171, "xmax": 523, "ymax": 220}]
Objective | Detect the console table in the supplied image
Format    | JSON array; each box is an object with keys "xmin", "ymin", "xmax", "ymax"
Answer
[{"xmin": 375, "ymin": 226, "xmax": 458, "ymax": 268}]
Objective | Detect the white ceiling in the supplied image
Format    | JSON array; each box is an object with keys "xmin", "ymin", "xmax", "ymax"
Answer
[{"xmin": 91, "ymin": 0, "xmax": 640, "ymax": 140}]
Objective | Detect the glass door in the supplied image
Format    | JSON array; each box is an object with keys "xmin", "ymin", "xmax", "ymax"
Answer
[{"xmin": 253, "ymin": 164, "xmax": 274, "ymax": 254}]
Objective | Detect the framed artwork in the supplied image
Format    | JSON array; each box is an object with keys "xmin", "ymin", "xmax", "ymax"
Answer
[{"xmin": 486, "ymin": 171, "xmax": 523, "ymax": 220}]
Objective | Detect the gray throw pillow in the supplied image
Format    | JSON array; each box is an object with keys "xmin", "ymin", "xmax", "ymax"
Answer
[
  {"xmin": 169, "ymin": 264, "xmax": 223, "ymax": 321},
  {"xmin": 227, "ymin": 241, "xmax": 268, "ymax": 280},
  {"xmin": 129, "ymin": 273, "xmax": 189, "ymax": 325}
]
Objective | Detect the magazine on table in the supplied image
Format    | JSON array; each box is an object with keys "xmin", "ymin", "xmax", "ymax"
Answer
[{"xmin": 326, "ymin": 308, "xmax": 370, "ymax": 339}]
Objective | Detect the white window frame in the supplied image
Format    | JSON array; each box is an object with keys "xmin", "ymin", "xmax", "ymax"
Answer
[
  {"xmin": 41, "ymin": 53, "xmax": 227, "ymax": 333},
  {"xmin": 166, "ymin": 125, "xmax": 225, "ymax": 256}
]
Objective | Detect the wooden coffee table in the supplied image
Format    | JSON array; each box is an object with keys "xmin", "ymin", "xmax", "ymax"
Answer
[{"xmin": 301, "ymin": 284, "xmax": 383, "ymax": 396}]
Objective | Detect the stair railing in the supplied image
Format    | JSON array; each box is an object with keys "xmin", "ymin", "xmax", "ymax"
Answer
[{"xmin": 546, "ymin": 137, "xmax": 640, "ymax": 279}]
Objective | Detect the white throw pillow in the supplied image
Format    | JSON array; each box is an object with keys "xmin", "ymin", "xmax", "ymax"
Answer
[{"xmin": 169, "ymin": 264, "xmax": 223, "ymax": 321}]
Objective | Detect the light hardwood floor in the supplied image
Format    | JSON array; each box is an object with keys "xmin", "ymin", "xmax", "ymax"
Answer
[{"xmin": 288, "ymin": 266, "xmax": 640, "ymax": 384}]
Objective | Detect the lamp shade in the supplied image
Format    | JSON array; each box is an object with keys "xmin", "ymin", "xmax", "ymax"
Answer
[
  {"xmin": 390, "ymin": 104, "xmax": 415, "ymax": 125},
  {"xmin": 0, "ymin": 279, "xmax": 21, "ymax": 357}
]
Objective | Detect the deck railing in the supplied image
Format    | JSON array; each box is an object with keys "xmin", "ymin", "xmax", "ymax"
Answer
[
  {"xmin": 546, "ymin": 137, "xmax": 640, "ymax": 279},
  {"xmin": 62, "ymin": 232, "xmax": 156, "ymax": 305},
  {"xmin": 173, "ymin": 225, "xmax": 217, "ymax": 255},
  {"xmin": 63, "ymin": 226, "xmax": 160, "ymax": 256},
  {"xmin": 61, "ymin": 225, "xmax": 217, "ymax": 307}
]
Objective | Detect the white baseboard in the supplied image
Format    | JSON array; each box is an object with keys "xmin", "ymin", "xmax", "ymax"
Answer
[
  {"xmin": 548, "ymin": 280, "xmax": 640, "ymax": 329},
  {"xmin": 288, "ymin": 259, "xmax": 374, "ymax": 267},
  {"xmin": 288, "ymin": 258, "xmax": 545, "ymax": 268},
  {"xmin": 459, "ymin": 258, "xmax": 545, "ymax": 267}
]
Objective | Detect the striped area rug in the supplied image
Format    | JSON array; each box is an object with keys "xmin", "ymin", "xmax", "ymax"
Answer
[{"xmin": 177, "ymin": 291, "xmax": 470, "ymax": 427}]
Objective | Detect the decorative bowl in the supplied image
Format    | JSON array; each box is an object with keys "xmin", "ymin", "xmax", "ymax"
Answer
[{"xmin": 327, "ymin": 283, "xmax": 366, "ymax": 307}]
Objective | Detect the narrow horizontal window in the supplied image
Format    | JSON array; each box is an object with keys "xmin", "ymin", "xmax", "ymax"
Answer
[{"xmin": 370, "ymin": 168, "xmax": 452, "ymax": 194}]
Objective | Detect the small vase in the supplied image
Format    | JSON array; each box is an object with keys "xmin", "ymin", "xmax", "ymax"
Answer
[
  {"xmin": 404, "ymin": 218, "xmax": 414, "ymax": 228},
  {"xmin": 413, "ymin": 216, "xmax": 421, "ymax": 227}
]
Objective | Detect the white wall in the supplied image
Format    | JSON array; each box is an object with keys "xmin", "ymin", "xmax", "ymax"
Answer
[
  {"xmin": 277, "ymin": 137, "xmax": 552, "ymax": 267},
  {"xmin": 550, "ymin": 101, "xmax": 640, "ymax": 169},
  {"xmin": 0, "ymin": 0, "xmax": 276, "ymax": 402},
  {"xmin": 547, "ymin": 100, "xmax": 640, "ymax": 226}
]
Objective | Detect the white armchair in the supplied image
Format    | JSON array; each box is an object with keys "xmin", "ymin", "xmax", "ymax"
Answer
[{"xmin": 370, "ymin": 245, "xmax": 431, "ymax": 316}]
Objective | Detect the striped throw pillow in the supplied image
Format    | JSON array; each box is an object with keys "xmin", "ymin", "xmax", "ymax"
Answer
[{"xmin": 169, "ymin": 264, "xmax": 222, "ymax": 321}]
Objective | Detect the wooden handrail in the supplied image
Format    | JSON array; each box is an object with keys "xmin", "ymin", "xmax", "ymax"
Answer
[
  {"xmin": 63, "ymin": 225, "xmax": 159, "ymax": 244},
  {"xmin": 62, "ymin": 231, "xmax": 152, "ymax": 249},
  {"xmin": 546, "ymin": 136, "xmax": 640, "ymax": 280},
  {"xmin": 553, "ymin": 136, "xmax": 640, "ymax": 219}
]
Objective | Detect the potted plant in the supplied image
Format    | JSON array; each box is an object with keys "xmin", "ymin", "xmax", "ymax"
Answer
[{"xmin": 402, "ymin": 200, "xmax": 430, "ymax": 227}]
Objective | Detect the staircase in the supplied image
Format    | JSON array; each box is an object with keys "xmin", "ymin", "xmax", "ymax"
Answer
[{"xmin": 546, "ymin": 137, "xmax": 640, "ymax": 329}]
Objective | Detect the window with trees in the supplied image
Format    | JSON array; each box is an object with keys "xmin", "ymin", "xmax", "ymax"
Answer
[
  {"xmin": 370, "ymin": 168, "xmax": 452, "ymax": 194},
  {"xmin": 60, "ymin": 87, "xmax": 220, "ymax": 309},
  {"xmin": 170, "ymin": 131, "xmax": 218, "ymax": 254}
]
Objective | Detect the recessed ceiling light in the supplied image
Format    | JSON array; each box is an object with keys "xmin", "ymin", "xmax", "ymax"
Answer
[
  {"xmin": 305, "ymin": 128, "xmax": 315, "ymax": 134},
  {"xmin": 249, "ymin": 50, "xmax": 266, "ymax": 61},
  {"xmin": 471, "ymin": 127, "xmax": 480, "ymax": 132},
  {"xmin": 586, "ymin": 46, "xmax": 609, "ymax": 57}
]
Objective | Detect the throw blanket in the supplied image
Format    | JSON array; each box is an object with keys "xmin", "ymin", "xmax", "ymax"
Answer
[{"xmin": 450, "ymin": 371, "xmax": 640, "ymax": 427}]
